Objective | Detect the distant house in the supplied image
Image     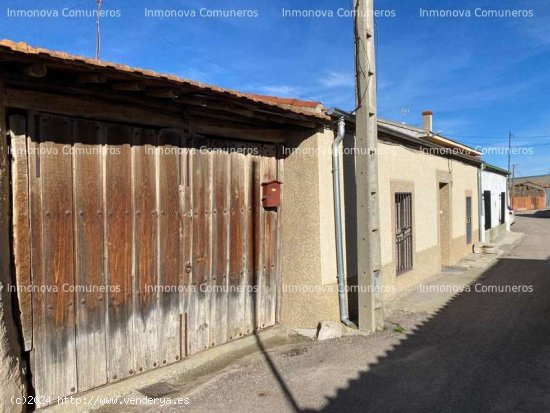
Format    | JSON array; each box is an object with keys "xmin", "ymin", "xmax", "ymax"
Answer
[
  {"xmin": 511, "ymin": 181, "xmax": 547, "ymax": 211},
  {"xmin": 511, "ymin": 174, "xmax": 550, "ymax": 208},
  {"xmin": 480, "ymin": 163, "xmax": 510, "ymax": 242}
]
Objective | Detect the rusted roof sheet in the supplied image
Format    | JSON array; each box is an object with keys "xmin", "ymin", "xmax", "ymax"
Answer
[{"xmin": 0, "ymin": 39, "xmax": 329, "ymax": 120}]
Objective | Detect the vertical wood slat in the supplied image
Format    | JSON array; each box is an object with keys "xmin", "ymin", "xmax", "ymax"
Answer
[
  {"xmin": 157, "ymin": 130, "xmax": 183, "ymax": 364},
  {"xmin": 263, "ymin": 145, "xmax": 278, "ymax": 327},
  {"xmin": 21, "ymin": 117, "xmax": 281, "ymax": 402},
  {"xmin": 242, "ymin": 144, "xmax": 254, "ymax": 335},
  {"xmin": 180, "ymin": 138, "xmax": 193, "ymax": 356},
  {"xmin": 72, "ymin": 119, "xmax": 107, "ymax": 391},
  {"xmin": 209, "ymin": 141, "xmax": 230, "ymax": 346},
  {"xmin": 252, "ymin": 146, "xmax": 265, "ymax": 329},
  {"xmin": 27, "ymin": 113, "xmax": 44, "ymax": 401},
  {"xmin": 32, "ymin": 114, "xmax": 77, "ymax": 402},
  {"xmin": 9, "ymin": 114, "xmax": 32, "ymax": 351},
  {"xmin": 275, "ymin": 145, "xmax": 283, "ymax": 322},
  {"xmin": 188, "ymin": 137, "xmax": 212, "ymax": 354},
  {"xmin": 104, "ymin": 123, "xmax": 134, "ymax": 381},
  {"xmin": 132, "ymin": 128, "xmax": 158, "ymax": 373},
  {"xmin": 228, "ymin": 147, "xmax": 246, "ymax": 339}
]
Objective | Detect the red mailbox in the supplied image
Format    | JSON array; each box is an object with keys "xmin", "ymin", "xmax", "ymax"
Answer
[{"xmin": 261, "ymin": 180, "xmax": 282, "ymax": 208}]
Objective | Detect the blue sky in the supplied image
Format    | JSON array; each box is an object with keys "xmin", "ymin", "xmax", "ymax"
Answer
[{"xmin": 0, "ymin": 0, "xmax": 548, "ymax": 176}]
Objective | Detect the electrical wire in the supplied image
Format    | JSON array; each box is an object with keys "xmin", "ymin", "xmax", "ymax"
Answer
[{"xmin": 446, "ymin": 134, "xmax": 550, "ymax": 140}]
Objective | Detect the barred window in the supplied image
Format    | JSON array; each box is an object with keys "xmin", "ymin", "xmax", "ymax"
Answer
[{"xmin": 395, "ymin": 193, "xmax": 413, "ymax": 275}]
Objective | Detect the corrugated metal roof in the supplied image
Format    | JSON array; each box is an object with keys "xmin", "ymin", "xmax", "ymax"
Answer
[{"xmin": 0, "ymin": 39, "xmax": 328, "ymax": 120}]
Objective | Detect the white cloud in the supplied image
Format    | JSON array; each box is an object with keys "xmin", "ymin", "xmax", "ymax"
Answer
[
  {"xmin": 255, "ymin": 85, "xmax": 304, "ymax": 97},
  {"xmin": 319, "ymin": 71, "xmax": 355, "ymax": 88}
]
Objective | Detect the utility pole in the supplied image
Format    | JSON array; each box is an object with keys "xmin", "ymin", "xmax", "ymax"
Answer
[
  {"xmin": 508, "ymin": 131, "xmax": 512, "ymax": 173},
  {"xmin": 511, "ymin": 163, "xmax": 519, "ymax": 208},
  {"xmin": 507, "ymin": 131, "xmax": 512, "ymax": 206},
  {"xmin": 354, "ymin": 0, "xmax": 383, "ymax": 332}
]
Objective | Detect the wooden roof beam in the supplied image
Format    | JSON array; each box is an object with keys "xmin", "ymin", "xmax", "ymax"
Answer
[
  {"xmin": 22, "ymin": 62, "xmax": 47, "ymax": 78},
  {"xmin": 145, "ymin": 88, "xmax": 180, "ymax": 99},
  {"xmin": 177, "ymin": 95, "xmax": 319, "ymax": 128},
  {"xmin": 77, "ymin": 73, "xmax": 106, "ymax": 84},
  {"xmin": 111, "ymin": 81, "xmax": 145, "ymax": 92}
]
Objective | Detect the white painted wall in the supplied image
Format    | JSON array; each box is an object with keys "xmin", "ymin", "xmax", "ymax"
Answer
[{"xmin": 481, "ymin": 169, "xmax": 509, "ymax": 241}]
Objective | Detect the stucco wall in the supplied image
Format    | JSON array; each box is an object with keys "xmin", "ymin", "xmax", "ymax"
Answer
[
  {"xmin": 377, "ymin": 140, "xmax": 480, "ymax": 296},
  {"xmin": 279, "ymin": 129, "xmax": 340, "ymax": 327},
  {"xmin": 279, "ymin": 128, "xmax": 482, "ymax": 325},
  {"xmin": 481, "ymin": 169, "xmax": 509, "ymax": 241}
]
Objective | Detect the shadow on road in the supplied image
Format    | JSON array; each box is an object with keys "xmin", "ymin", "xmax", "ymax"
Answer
[
  {"xmin": 516, "ymin": 209, "xmax": 550, "ymax": 219},
  {"xmin": 303, "ymin": 256, "xmax": 550, "ymax": 413}
]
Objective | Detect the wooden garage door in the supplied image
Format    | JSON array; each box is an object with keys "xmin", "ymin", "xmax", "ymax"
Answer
[{"xmin": 9, "ymin": 112, "xmax": 280, "ymax": 406}]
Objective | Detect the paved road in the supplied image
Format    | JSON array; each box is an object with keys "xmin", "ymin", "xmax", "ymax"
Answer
[
  {"xmin": 112, "ymin": 210, "xmax": 550, "ymax": 413},
  {"xmin": 316, "ymin": 210, "xmax": 550, "ymax": 413}
]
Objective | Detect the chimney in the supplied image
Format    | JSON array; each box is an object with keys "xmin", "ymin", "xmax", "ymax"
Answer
[{"xmin": 422, "ymin": 110, "xmax": 433, "ymax": 131}]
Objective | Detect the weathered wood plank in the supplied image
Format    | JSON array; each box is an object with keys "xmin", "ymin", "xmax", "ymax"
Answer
[
  {"xmin": 9, "ymin": 114, "xmax": 32, "ymax": 351},
  {"xmin": 275, "ymin": 146, "xmax": 283, "ymax": 323},
  {"xmin": 5, "ymin": 88, "xmax": 187, "ymax": 132},
  {"xmin": 72, "ymin": 119, "xmax": 108, "ymax": 391},
  {"xmin": 131, "ymin": 128, "xmax": 158, "ymax": 374},
  {"xmin": 27, "ymin": 112, "xmax": 44, "ymax": 403},
  {"xmin": 104, "ymin": 123, "xmax": 134, "ymax": 382},
  {"xmin": 180, "ymin": 137, "xmax": 193, "ymax": 357},
  {"xmin": 242, "ymin": 144, "xmax": 255, "ymax": 335},
  {"xmin": 0, "ymin": 81, "xmax": 27, "ymax": 412},
  {"xmin": 5, "ymin": 88, "xmax": 294, "ymax": 142},
  {"xmin": 157, "ymin": 130, "xmax": 183, "ymax": 364},
  {"xmin": 208, "ymin": 142, "xmax": 230, "ymax": 346},
  {"xmin": 188, "ymin": 137, "xmax": 212, "ymax": 354},
  {"xmin": 228, "ymin": 148, "xmax": 246, "ymax": 340},
  {"xmin": 263, "ymin": 145, "xmax": 278, "ymax": 327},
  {"xmin": 32, "ymin": 114, "xmax": 78, "ymax": 400},
  {"xmin": 252, "ymin": 148, "xmax": 265, "ymax": 330}
]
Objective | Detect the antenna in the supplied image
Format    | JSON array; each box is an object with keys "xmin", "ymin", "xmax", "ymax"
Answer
[
  {"xmin": 400, "ymin": 107, "xmax": 409, "ymax": 124},
  {"xmin": 95, "ymin": 0, "xmax": 102, "ymax": 60}
]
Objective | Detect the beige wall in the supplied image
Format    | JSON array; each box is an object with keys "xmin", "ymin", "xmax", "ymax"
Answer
[
  {"xmin": 377, "ymin": 140, "xmax": 479, "ymax": 296},
  {"xmin": 278, "ymin": 129, "xmax": 480, "ymax": 326},
  {"xmin": 279, "ymin": 128, "xmax": 340, "ymax": 327}
]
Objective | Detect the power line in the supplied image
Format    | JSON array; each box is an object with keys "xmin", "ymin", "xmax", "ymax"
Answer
[{"xmin": 446, "ymin": 134, "xmax": 550, "ymax": 140}]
